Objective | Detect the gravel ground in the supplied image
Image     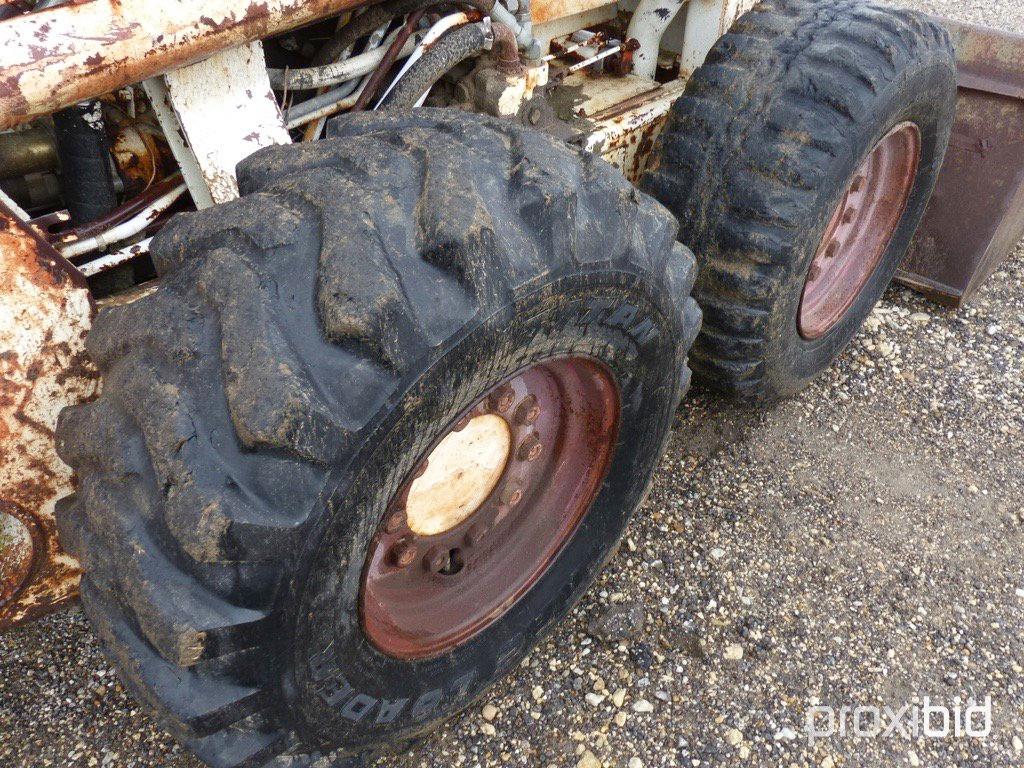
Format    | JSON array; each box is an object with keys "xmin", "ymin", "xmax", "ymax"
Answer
[{"xmin": 2, "ymin": 2, "xmax": 1022, "ymax": 766}]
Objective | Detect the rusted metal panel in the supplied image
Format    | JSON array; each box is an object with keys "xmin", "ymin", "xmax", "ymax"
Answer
[
  {"xmin": 0, "ymin": 0, "xmax": 371, "ymax": 130},
  {"xmin": 532, "ymin": 0, "xmax": 610, "ymax": 27},
  {"xmin": 583, "ymin": 77, "xmax": 686, "ymax": 183},
  {"xmin": 0, "ymin": 200, "xmax": 98, "ymax": 628},
  {"xmin": 146, "ymin": 42, "xmax": 291, "ymax": 207},
  {"xmin": 897, "ymin": 20, "xmax": 1024, "ymax": 306}
]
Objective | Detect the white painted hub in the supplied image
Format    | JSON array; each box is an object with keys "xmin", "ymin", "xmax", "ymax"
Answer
[{"xmin": 406, "ymin": 414, "xmax": 512, "ymax": 536}]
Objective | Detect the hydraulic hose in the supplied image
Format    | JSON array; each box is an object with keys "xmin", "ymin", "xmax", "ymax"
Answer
[
  {"xmin": 351, "ymin": 8, "xmax": 427, "ymax": 110},
  {"xmin": 270, "ymin": 26, "xmax": 421, "ymax": 90},
  {"xmin": 380, "ymin": 21, "xmax": 512, "ymax": 111},
  {"xmin": 314, "ymin": 0, "xmax": 496, "ymax": 67},
  {"xmin": 52, "ymin": 100, "xmax": 118, "ymax": 225}
]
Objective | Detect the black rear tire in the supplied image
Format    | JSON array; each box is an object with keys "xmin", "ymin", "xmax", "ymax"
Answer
[
  {"xmin": 55, "ymin": 110, "xmax": 701, "ymax": 767},
  {"xmin": 642, "ymin": 0, "xmax": 956, "ymax": 399}
]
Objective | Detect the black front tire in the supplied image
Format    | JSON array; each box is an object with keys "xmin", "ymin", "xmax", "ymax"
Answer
[
  {"xmin": 55, "ymin": 110, "xmax": 701, "ymax": 767},
  {"xmin": 642, "ymin": 0, "xmax": 956, "ymax": 399}
]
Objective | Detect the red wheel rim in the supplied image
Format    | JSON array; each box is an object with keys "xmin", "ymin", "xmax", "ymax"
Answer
[
  {"xmin": 360, "ymin": 357, "xmax": 620, "ymax": 660},
  {"xmin": 798, "ymin": 122, "xmax": 921, "ymax": 340}
]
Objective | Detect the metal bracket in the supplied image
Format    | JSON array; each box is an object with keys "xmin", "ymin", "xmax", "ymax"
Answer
[{"xmin": 143, "ymin": 42, "xmax": 292, "ymax": 208}]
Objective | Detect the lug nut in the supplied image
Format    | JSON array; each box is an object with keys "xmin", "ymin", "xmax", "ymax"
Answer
[
  {"xmin": 384, "ymin": 510, "xmax": 405, "ymax": 534},
  {"xmin": 488, "ymin": 385, "xmax": 516, "ymax": 413},
  {"xmin": 465, "ymin": 523, "xmax": 487, "ymax": 546},
  {"xmin": 514, "ymin": 395, "xmax": 540, "ymax": 425},
  {"xmin": 389, "ymin": 540, "xmax": 417, "ymax": 568},
  {"xmin": 501, "ymin": 485, "xmax": 523, "ymax": 507},
  {"xmin": 424, "ymin": 545, "xmax": 449, "ymax": 572},
  {"xmin": 517, "ymin": 434, "xmax": 543, "ymax": 462}
]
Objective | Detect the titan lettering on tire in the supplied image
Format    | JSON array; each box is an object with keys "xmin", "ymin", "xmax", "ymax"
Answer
[
  {"xmin": 642, "ymin": 0, "xmax": 956, "ymax": 399},
  {"xmin": 55, "ymin": 109, "xmax": 702, "ymax": 767}
]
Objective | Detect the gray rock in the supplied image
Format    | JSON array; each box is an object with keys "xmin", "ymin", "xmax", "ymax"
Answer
[{"xmin": 588, "ymin": 601, "xmax": 646, "ymax": 645}]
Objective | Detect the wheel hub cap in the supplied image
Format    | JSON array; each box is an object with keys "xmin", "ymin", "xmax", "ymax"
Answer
[{"xmin": 405, "ymin": 414, "xmax": 511, "ymax": 537}]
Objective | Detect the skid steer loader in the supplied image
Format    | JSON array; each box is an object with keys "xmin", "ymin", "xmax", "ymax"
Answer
[{"xmin": 0, "ymin": 0, "xmax": 1021, "ymax": 764}]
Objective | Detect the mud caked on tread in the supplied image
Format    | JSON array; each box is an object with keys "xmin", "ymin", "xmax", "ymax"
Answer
[
  {"xmin": 642, "ymin": 0, "xmax": 956, "ymax": 399},
  {"xmin": 55, "ymin": 109, "xmax": 701, "ymax": 767}
]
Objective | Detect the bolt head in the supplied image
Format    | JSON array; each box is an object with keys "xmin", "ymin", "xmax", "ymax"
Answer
[
  {"xmin": 488, "ymin": 386, "xmax": 516, "ymax": 413},
  {"xmin": 390, "ymin": 540, "xmax": 417, "ymax": 568},
  {"xmin": 515, "ymin": 395, "xmax": 540, "ymax": 425},
  {"xmin": 424, "ymin": 545, "xmax": 448, "ymax": 572},
  {"xmin": 384, "ymin": 510, "xmax": 405, "ymax": 534},
  {"xmin": 501, "ymin": 485, "xmax": 523, "ymax": 506},
  {"xmin": 518, "ymin": 435, "xmax": 543, "ymax": 462}
]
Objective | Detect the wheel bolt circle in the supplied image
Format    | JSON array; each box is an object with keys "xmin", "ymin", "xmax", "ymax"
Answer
[
  {"xmin": 488, "ymin": 386, "xmax": 516, "ymax": 413},
  {"xmin": 514, "ymin": 395, "xmax": 540, "ymax": 425},
  {"xmin": 390, "ymin": 540, "xmax": 417, "ymax": 568},
  {"xmin": 518, "ymin": 434, "xmax": 543, "ymax": 462}
]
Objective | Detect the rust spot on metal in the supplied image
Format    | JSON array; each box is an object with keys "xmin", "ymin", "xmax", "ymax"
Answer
[
  {"xmin": 246, "ymin": 1, "xmax": 271, "ymax": 20},
  {"xmin": 0, "ymin": 200, "xmax": 99, "ymax": 628}
]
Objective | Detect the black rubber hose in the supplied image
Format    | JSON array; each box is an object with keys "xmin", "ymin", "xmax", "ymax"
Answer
[
  {"xmin": 52, "ymin": 100, "xmax": 118, "ymax": 225},
  {"xmin": 315, "ymin": 0, "xmax": 495, "ymax": 67},
  {"xmin": 379, "ymin": 22, "xmax": 490, "ymax": 111}
]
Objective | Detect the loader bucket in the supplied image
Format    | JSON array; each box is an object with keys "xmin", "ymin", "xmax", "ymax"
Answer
[{"xmin": 897, "ymin": 19, "xmax": 1024, "ymax": 306}]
